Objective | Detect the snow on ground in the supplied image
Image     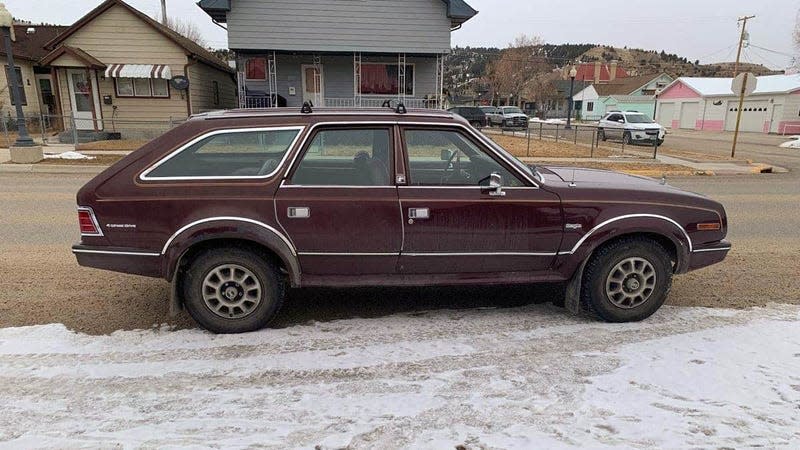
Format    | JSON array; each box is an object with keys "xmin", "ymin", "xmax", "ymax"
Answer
[
  {"xmin": 0, "ymin": 303, "xmax": 798, "ymax": 449},
  {"xmin": 43, "ymin": 151, "xmax": 95, "ymax": 160},
  {"xmin": 779, "ymin": 136, "xmax": 800, "ymax": 149}
]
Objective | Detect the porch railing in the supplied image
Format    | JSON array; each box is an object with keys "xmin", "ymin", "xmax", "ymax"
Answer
[{"xmin": 240, "ymin": 96, "xmax": 443, "ymax": 109}]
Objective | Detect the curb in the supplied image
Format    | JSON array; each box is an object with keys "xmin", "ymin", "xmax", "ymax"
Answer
[{"xmin": 0, "ymin": 164, "xmax": 109, "ymax": 174}]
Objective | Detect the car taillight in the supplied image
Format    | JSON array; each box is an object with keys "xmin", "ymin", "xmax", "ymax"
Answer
[{"xmin": 78, "ymin": 207, "xmax": 103, "ymax": 236}]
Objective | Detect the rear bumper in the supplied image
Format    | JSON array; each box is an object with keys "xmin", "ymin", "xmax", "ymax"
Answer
[
  {"xmin": 686, "ymin": 240, "xmax": 731, "ymax": 272},
  {"xmin": 72, "ymin": 244, "xmax": 163, "ymax": 278}
]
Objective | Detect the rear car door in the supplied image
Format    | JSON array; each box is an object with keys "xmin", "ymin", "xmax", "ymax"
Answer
[
  {"xmin": 397, "ymin": 125, "xmax": 563, "ymax": 275},
  {"xmin": 606, "ymin": 113, "xmax": 625, "ymax": 139},
  {"xmin": 275, "ymin": 126, "xmax": 402, "ymax": 275}
]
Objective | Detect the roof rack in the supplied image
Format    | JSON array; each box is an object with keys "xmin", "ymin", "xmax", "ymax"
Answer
[{"xmin": 301, "ymin": 101, "xmax": 313, "ymax": 114}]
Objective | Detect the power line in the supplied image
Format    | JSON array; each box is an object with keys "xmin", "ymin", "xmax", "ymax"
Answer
[{"xmin": 748, "ymin": 44, "xmax": 794, "ymax": 58}]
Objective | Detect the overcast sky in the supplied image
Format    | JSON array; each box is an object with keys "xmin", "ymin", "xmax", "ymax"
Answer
[{"xmin": 6, "ymin": 0, "xmax": 797, "ymax": 69}]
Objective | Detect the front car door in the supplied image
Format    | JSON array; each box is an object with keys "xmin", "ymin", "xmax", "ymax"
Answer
[
  {"xmin": 397, "ymin": 125, "xmax": 563, "ymax": 276},
  {"xmin": 275, "ymin": 125, "xmax": 401, "ymax": 275}
]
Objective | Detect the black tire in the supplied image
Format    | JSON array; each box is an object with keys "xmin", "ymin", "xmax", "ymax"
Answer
[
  {"xmin": 622, "ymin": 132, "xmax": 632, "ymax": 145},
  {"xmin": 183, "ymin": 247, "xmax": 285, "ymax": 333},
  {"xmin": 580, "ymin": 237, "xmax": 672, "ymax": 323},
  {"xmin": 470, "ymin": 120, "xmax": 483, "ymax": 129},
  {"xmin": 598, "ymin": 129, "xmax": 607, "ymax": 141}
]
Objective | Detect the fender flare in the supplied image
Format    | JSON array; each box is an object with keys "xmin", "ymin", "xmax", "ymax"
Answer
[{"xmin": 161, "ymin": 217, "xmax": 301, "ymax": 287}]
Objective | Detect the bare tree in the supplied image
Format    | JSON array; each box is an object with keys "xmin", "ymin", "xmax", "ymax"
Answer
[
  {"xmin": 521, "ymin": 71, "xmax": 560, "ymax": 116},
  {"xmin": 162, "ymin": 16, "xmax": 206, "ymax": 47},
  {"xmin": 485, "ymin": 34, "xmax": 548, "ymax": 106}
]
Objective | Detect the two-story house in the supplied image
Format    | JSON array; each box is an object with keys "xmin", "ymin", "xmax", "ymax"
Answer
[{"xmin": 198, "ymin": 0, "xmax": 478, "ymax": 109}]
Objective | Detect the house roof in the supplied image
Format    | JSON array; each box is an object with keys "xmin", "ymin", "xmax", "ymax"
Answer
[
  {"xmin": 664, "ymin": 74, "xmax": 800, "ymax": 97},
  {"xmin": 40, "ymin": 45, "xmax": 106, "ymax": 69},
  {"xmin": 0, "ymin": 25, "xmax": 68, "ymax": 62},
  {"xmin": 44, "ymin": 0, "xmax": 233, "ymax": 73},
  {"xmin": 604, "ymin": 95, "xmax": 656, "ymax": 103},
  {"xmin": 574, "ymin": 62, "xmax": 629, "ymax": 82},
  {"xmin": 197, "ymin": 0, "xmax": 478, "ymax": 28},
  {"xmin": 594, "ymin": 73, "xmax": 672, "ymax": 96}
]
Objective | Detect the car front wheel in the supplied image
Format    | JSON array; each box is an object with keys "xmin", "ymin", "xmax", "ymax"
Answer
[
  {"xmin": 183, "ymin": 247, "xmax": 285, "ymax": 333},
  {"xmin": 581, "ymin": 237, "xmax": 672, "ymax": 322}
]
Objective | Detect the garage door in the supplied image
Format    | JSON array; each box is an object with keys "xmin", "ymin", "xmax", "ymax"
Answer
[
  {"xmin": 657, "ymin": 103, "xmax": 674, "ymax": 128},
  {"xmin": 725, "ymin": 101, "xmax": 769, "ymax": 132},
  {"xmin": 679, "ymin": 102, "xmax": 699, "ymax": 129}
]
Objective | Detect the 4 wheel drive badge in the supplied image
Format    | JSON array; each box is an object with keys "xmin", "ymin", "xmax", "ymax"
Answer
[{"xmin": 565, "ymin": 223, "xmax": 583, "ymax": 230}]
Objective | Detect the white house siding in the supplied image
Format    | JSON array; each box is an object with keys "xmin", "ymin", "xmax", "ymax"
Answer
[
  {"xmin": 227, "ymin": 0, "xmax": 452, "ymax": 54},
  {"xmin": 244, "ymin": 54, "xmax": 438, "ymax": 108}
]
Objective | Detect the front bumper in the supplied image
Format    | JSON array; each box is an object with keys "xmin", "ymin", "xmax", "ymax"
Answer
[
  {"xmin": 72, "ymin": 244, "xmax": 163, "ymax": 278},
  {"xmin": 686, "ymin": 240, "xmax": 731, "ymax": 272}
]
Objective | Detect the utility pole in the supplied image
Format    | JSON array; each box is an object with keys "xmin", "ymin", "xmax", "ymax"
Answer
[
  {"xmin": 161, "ymin": 0, "xmax": 167, "ymax": 25},
  {"xmin": 733, "ymin": 15, "xmax": 755, "ymax": 77},
  {"xmin": 731, "ymin": 15, "xmax": 755, "ymax": 158}
]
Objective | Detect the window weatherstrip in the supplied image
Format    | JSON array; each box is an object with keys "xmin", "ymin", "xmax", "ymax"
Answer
[{"xmin": 139, "ymin": 126, "xmax": 306, "ymax": 181}]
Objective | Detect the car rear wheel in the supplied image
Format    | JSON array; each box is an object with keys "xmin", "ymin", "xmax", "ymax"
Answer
[
  {"xmin": 581, "ymin": 237, "xmax": 672, "ymax": 322},
  {"xmin": 622, "ymin": 132, "xmax": 632, "ymax": 145},
  {"xmin": 183, "ymin": 248, "xmax": 285, "ymax": 333}
]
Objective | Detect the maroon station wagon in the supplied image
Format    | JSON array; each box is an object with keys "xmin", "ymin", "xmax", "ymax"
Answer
[{"xmin": 73, "ymin": 106, "xmax": 730, "ymax": 333}]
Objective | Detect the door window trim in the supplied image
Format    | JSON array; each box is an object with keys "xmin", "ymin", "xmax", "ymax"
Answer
[
  {"xmin": 139, "ymin": 126, "xmax": 306, "ymax": 182},
  {"xmin": 282, "ymin": 124, "xmax": 395, "ymax": 188},
  {"xmin": 283, "ymin": 121, "xmax": 539, "ymax": 188}
]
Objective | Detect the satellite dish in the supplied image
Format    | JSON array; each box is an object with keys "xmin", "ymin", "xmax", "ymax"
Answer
[
  {"xmin": 170, "ymin": 75, "xmax": 190, "ymax": 91},
  {"xmin": 731, "ymin": 72, "xmax": 757, "ymax": 96}
]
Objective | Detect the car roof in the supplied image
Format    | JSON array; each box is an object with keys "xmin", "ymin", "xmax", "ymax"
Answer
[{"xmin": 191, "ymin": 107, "xmax": 456, "ymax": 122}]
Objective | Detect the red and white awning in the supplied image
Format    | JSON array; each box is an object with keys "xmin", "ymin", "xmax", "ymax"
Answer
[{"xmin": 104, "ymin": 64, "xmax": 173, "ymax": 79}]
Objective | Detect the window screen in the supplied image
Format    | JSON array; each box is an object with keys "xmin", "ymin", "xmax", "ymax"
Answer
[
  {"xmin": 290, "ymin": 128, "xmax": 392, "ymax": 186},
  {"xmin": 405, "ymin": 129, "xmax": 523, "ymax": 187},
  {"xmin": 145, "ymin": 128, "xmax": 301, "ymax": 179}
]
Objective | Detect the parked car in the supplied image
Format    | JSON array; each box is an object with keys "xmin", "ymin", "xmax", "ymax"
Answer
[
  {"xmin": 73, "ymin": 107, "xmax": 730, "ymax": 333},
  {"xmin": 448, "ymin": 106, "xmax": 487, "ymax": 128},
  {"xmin": 497, "ymin": 106, "xmax": 529, "ymax": 129},
  {"xmin": 598, "ymin": 111, "xmax": 666, "ymax": 145},
  {"xmin": 479, "ymin": 106, "xmax": 502, "ymax": 126}
]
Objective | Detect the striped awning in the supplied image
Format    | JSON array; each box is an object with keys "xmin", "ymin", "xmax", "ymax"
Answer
[{"xmin": 104, "ymin": 64, "xmax": 173, "ymax": 79}]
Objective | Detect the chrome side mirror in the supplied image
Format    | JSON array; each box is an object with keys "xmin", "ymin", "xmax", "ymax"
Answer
[{"xmin": 487, "ymin": 172, "xmax": 506, "ymax": 197}]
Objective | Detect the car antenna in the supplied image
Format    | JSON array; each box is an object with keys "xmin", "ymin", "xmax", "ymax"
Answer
[{"xmin": 569, "ymin": 168, "xmax": 576, "ymax": 187}]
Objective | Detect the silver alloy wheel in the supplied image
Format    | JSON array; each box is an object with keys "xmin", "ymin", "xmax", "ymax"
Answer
[
  {"xmin": 605, "ymin": 257, "xmax": 657, "ymax": 309},
  {"xmin": 202, "ymin": 264, "xmax": 262, "ymax": 319}
]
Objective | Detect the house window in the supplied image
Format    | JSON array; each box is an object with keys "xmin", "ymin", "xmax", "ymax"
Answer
[
  {"xmin": 5, "ymin": 66, "xmax": 26, "ymax": 106},
  {"xmin": 360, "ymin": 63, "xmax": 414, "ymax": 96},
  {"xmin": 115, "ymin": 78, "xmax": 169, "ymax": 98},
  {"xmin": 587, "ymin": 101, "xmax": 594, "ymax": 112},
  {"xmin": 246, "ymin": 57, "xmax": 267, "ymax": 80},
  {"xmin": 212, "ymin": 81, "xmax": 220, "ymax": 106}
]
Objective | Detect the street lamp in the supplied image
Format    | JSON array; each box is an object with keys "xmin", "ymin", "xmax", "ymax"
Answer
[
  {"xmin": 0, "ymin": 3, "xmax": 35, "ymax": 148},
  {"xmin": 565, "ymin": 66, "xmax": 578, "ymax": 129}
]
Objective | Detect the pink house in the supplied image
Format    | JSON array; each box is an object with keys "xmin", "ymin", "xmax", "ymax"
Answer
[{"xmin": 656, "ymin": 75, "xmax": 800, "ymax": 134}]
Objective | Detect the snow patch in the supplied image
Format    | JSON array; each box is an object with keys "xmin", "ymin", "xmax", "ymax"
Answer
[{"xmin": 43, "ymin": 151, "xmax": 95, "ymax": 160}]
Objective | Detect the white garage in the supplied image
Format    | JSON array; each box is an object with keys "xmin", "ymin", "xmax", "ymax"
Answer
[
  {"xmin": 679, "ymin": 102, "xmax": 699, "ymax": 129},
  {"xmin": 657, "ymin": 102, "xmax": 674, "ymax": 127},
  {"xmin": 724, "ymin": 101, "xmax": 769, "ymax": 132},
  {"xmin": 656, "ymin": 74, "xmax": 800, "ymax": 134}
]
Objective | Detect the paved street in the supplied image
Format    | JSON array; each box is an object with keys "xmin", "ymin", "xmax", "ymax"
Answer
[{"xmin": 1, "ymin": 129, "xmax": 798, "ymax": 334}]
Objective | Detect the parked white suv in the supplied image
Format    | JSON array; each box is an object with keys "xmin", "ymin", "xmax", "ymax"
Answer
[
  {"xmin": 496, "ymin": 106, "xmax": 529, "ymax": 129},
  {"xmin": 598, "ymin": 111, "xmax": 665, "ymax": 145}
]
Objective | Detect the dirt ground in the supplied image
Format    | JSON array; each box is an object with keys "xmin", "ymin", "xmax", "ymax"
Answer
[
  {"xmin": 489, "ymin": 133, "xmax": 621, "ymax": 158},
  {"xmin": 77, "ymin": 139, "xmax": 150, "ymax": 152}
]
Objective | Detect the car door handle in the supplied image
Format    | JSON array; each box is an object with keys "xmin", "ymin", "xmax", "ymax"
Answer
[
  {"xmin": 408, "ymin": 208, "xmax": 429, "ymax": 219},
  {"xmin": 287, "ymin": 207, "xmax": 310, "ymax": 219}
]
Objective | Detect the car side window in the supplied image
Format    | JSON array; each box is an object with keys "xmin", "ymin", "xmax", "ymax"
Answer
[
  {"xmin": 144, "ymin": 127, "xmax": 302, "ymax": 179},
  {"xmin": 404, "ymin": 128, "xmax": 524, "ymax": 187},
  {"xmin": 289, "ymin": 128, "xmax": 392, "ymax": 186}
]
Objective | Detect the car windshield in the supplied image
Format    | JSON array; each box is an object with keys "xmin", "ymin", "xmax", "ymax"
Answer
[
  {"xmin": 625, "ymin": 114, "xmax": 654, "ymax": 123},
  {"xmin": 503, "ymin": 107, "xmax": 524, "ymax": 114}
]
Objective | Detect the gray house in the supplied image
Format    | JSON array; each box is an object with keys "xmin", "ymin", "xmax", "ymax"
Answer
[{"xmin": 198, "ymin": 0, "xmax": 477, "ymax": 109}]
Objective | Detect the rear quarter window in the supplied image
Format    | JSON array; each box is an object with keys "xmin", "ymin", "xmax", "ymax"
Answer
[{"xmin": 141, "ymin": 127, "xmax": 303, "ymax": 180}]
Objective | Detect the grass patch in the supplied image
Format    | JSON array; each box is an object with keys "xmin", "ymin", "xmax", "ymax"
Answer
[{"xmin": 77, "ymin": 140, "xmax": 149, "ymax": 152}]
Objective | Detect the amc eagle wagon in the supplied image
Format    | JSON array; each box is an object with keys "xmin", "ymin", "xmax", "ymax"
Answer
[{"xmin": 73, "ymin": 106, "xmax": 730, "ymax": 333}]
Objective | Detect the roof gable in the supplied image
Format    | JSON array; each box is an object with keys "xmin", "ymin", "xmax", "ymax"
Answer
[
  {"xmin": 45, "ymin": 0, "xmax": 232, "ymax": 73},
  {"xmin": 198, "ymin": 0, "xmax": 478, "ymax": 27},
  {"xmin": 1, "ymin": 25, "xmax": 68, "ymax": 62}
]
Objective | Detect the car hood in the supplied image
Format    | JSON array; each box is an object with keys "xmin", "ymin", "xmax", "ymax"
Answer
[
  {"xmin": 504, "ymin": 113, "xmax": 528, "ymax": 118},
  {"xmin": 543, "ymin": 166, "xmax": 677, "ymax": 191}
]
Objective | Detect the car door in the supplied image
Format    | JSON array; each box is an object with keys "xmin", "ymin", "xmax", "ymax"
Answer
[
  {"xmin": 606, "ymin": 113, "xmax": 625, "ymax": 139},
  {"xmin": 397, "ymin": 125, "xmax": 563, "ymax": 275},
  {"xmin": 274, "ymin": 125, "xmax": 402, "ymax": 275}
]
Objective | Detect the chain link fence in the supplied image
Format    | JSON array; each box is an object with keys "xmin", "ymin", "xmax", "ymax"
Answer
[
  {"xmin": 482, "ymin": 121, "xmax": 664, "ymax": 159},
  {"xmin": 0, "ymin": 112, "xmax": 186, "ymax": 148}
]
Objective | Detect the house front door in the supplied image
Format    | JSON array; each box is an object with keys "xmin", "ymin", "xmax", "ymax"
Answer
[
  {"xmin": 66, "ymin": 69, "xmax": 97, "ymax": 130},
  {"xmin": 301, "ymin": 64, "xmax": 324, "ymax": 107}
]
